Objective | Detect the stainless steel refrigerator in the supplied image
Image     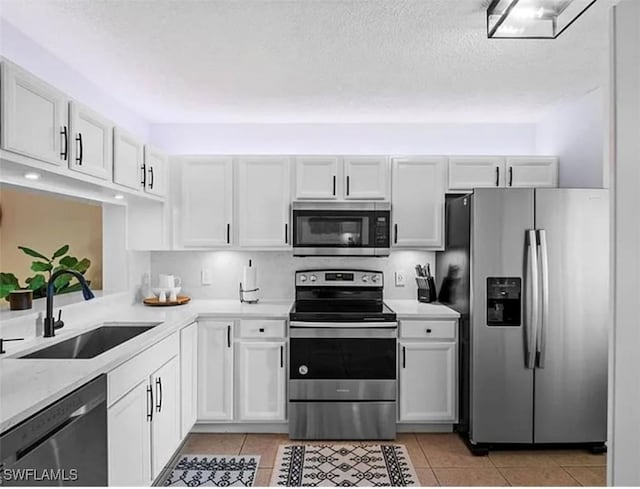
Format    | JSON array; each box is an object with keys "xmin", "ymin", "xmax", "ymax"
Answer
[{"xmin": 436, "ymin": 188, "xmax": 609, "ymax": 451}]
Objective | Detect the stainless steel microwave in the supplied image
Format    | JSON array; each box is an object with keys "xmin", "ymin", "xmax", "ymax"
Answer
[{"xmin": 292, "ymin": 201, "xmax": 391, "ymax": 256}]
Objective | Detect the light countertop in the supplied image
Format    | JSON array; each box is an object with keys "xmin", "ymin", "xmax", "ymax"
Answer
[{"xmin": 385, "ymin": 300, "xmax": 461, "ymax": 319}]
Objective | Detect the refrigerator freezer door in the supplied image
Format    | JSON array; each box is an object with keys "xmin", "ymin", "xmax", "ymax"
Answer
[
  {"xmin": 470, "ymin": 188, "xmax": 535, "ymax": 444},
  {"xmin": 533, "ymin": 189, "xmax": 609, "ymax": 443}
]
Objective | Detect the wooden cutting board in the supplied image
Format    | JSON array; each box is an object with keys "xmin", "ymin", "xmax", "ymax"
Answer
[{"xmin": 143, "ymin": 296, "xmax": 191, "ymax": 306}]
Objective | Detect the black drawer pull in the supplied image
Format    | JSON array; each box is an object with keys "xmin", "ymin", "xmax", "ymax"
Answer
[
  {"xmin": 259, "ymin": 328, "xmax": 265, "ymax": 333},
  {"xmin": 426, "ymin": 328, "xmax": 432, "ymax": 334}
]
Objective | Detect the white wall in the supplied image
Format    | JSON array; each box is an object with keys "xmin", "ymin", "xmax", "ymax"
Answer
[
  {"xmin": 536, "ymin": 88, "xmax": 606, "ymax": 188},
  {"xmin": 610, "ymin": 0, "xmax": 640, "ymax": 485},
  {"xmin": 149, "ymin": 123, "xmax": 537, "ymax": 155},
  {"xmin": 150, "ymin": 250, "xmax": 436, "ymax": 301},
  {"xmin": 0, "ymin": 19, "xmax": 150, "ymax": 140}
]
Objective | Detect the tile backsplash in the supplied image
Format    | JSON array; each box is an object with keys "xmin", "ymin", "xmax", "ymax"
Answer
[{"xmin": 150, "ymin": 250, "xmax": 436, "ymax": 301}]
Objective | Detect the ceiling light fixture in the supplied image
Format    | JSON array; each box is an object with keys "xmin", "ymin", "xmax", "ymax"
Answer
[
  {"xmin": 24, "ymin": 172, "xmax": 40, "ymax": 180},
  {"xmin": 487, "ymin": 0, "xmax": 599, "ymax": 39}
]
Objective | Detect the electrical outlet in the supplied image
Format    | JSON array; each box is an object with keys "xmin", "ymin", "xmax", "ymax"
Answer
[
  {"xmin": 201, "ymin": 269, "xmax": 212, "ymax": 285},
  {"xmin": 395, "ymin": 271, "xmax": 406, "ymax": 287}
]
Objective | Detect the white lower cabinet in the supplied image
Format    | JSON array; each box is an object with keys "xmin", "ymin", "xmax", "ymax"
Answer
[
  {"xmin": 107, "ymin": 380, "xmax": 152, "ymax": 486},
  {"xmin": 237, "ymin": 340, "xmax": 286, "ymax": 421},
  {"xmin": 180, "ymin": 322, "xmax": 198, "ymax": 437},
  {"xmin": 398, "ymin": 318, "xmax": 458, "ymax": 423},
  {"xmin": 107, "ymin": 334, "xmax": 181, "ymax": 486},
  {"xmin": 198, "ymin": 321, "xmax": 234, "ymax": 420}
]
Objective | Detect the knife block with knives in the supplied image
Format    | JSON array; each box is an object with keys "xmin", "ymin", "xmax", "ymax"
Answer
[{"xmin": 415, "ymin": 264, "xmax": 437, "ymax": 303}]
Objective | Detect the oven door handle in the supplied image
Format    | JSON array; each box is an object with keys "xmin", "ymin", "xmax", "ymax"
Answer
[
  {"xmin": 289, "ymin": 321, "xmax": 398, "ymax": 328},
  {"xmin": 290, "ymin": 327, "xmax": 398, "ymax": 338}
]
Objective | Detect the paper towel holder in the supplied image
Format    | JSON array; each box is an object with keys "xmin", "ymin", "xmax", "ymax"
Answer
[{"xmin": 239, "ymin": 282, "xmax": 260, "ymax": 304}]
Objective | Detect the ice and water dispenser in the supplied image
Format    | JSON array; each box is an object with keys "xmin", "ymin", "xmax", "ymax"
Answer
[{"xmin": 486, "ymin": 277, "xmax": 521, "ymax": 326}]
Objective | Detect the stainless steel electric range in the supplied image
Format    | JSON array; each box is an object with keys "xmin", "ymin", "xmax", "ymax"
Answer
[{"xmin": 288, "ymin": 269, "xmax": 398, "ymax": 440}]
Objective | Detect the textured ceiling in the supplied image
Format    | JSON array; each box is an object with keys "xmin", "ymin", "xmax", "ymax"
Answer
[{"xmin": 0, "ymin": 0, "xmax": 614, "ymax": 124}]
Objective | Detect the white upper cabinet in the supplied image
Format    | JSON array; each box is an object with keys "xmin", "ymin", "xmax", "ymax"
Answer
[
  {"xmin": 143, "ymin": 145, "xmax": 168, "ymax": 197},
  {"xmin": 237, "ymin": 156, "xmax": 291, "ymax": 247},
  {"xmin": 294, "ymin": 156, "xmax": 339, "ymax": 199},
  {"xmin": 198, "ymin": 321, "xmax": 234, "ymax": 421},
  {"xmin": 392, "ymin": 157, "xmax": 446, "ymax": 248},
  {"xmin": 113, "ymin": 127, "xmax": 144, "ymax": 190},
  {"xmin": 506, "ymin": 156, "xmax": 558, "ymax": 188},
  {"xmin": 68, "ymin": 101, "xmax": 113, "ymax": 180},
  {"xmin": 448, "ymin": 156, "xmax": 505, "ymax": 190},
  {"xmin": 343, "ymin": 156, "xmax": 389, "ymax": 199},
  {"xmin": 236, "ymin": 341, "xmax": 286, "ymax": 422},
  {"xmin": 1, "ymin": 62, "xmax": 68, "ymax": 166},
  {"xmin": 181, "ymin": 156, "xmax": 233, "ymax": 247}
]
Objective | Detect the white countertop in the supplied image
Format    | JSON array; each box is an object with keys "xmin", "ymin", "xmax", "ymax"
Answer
[
  {"xmin": 385, "ymin": 300, "xmax": 460, "ymax": 319},
  {"xmin": 0, "ymin": 299, "xmax": 292, "ymax": 433}
]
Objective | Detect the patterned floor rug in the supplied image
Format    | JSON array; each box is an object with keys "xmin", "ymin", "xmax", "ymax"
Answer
[
  {"xmin": 164, "ymin": 454, "xmax": 260, "ymax": 487},
  {"xmin": 270, "ymin": 444, "xmax": 419, "ymax": 487}
]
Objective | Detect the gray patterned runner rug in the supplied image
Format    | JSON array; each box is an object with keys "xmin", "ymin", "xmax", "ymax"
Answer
[
  {"xmin": 164, "ymin": 455, "xmax": 260, "ymax": 487},
  {"xmin": 270, "ymin": 444, "xmax": 419, "ymax": 487}
]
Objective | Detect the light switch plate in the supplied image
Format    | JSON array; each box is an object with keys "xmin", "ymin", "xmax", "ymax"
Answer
[
  {"xmin": 201, "ymin": 269, "xmax": 212, "ymax": 285},
  {"xmin": 395, "ymin": 271, "xmax": 405, "ymax": 287}
]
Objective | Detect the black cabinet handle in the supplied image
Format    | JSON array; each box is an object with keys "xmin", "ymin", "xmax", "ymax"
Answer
[
  {"xmin": 140, "ymin": 163, "xmax": 146, "ymax": 187},
  {"xmin": 75, "ymin": 133, "xmax": 83, "ymax": 165},
  {"xmin": 509, "ymin": 166, "xmax": 513, "ymax": 186},
  {"xmin": 60, "ymin": 126, "xmax": 68, "ymax": 160},
  {"xmin": 426, "ymin": 328, "xmax": 432, "ymax": 334},
  {"xmin": 148, "ymin": 166, "xmax": 154, "ymax": 189},
  {"xmin": 346, "ymin": 175, "xmax": 350, "ymax": 196},
  {"xmin": 155, "ymin": 377, "xmax": 162, "ymax": 412},
  {"xmin": 280, "ymin": 345, "xmax": 284, "ymax": 368},
  {"xmin": 285, "ymin": 223, "xmax": 288, "ymax": 244},
  {"xmin": 259, "ymin": 328, "xmax": 265, "ymax": 333},
  {"xmin": 226, "ymin": 224, "xmax": 231, "ymax": 244},
  {"xmin": 227, "ymin": 324, "xmax": 231, "ymax": 348},
  {"xmin": 332, "ymin": 175, "xmax": 336, "ymax": 196},
  {"xmin": 495, "ymin": 166, "xmax": 500, "ymax": 187},
  {"xmin": 394, "ymin": 224, "xmax": 398, "ymax": 244},
  {"xmin": 402, "ymin": 346, "xmax": 406, "ymax": 369},
  {"xmin": 146, "ymin": 385, "xmax": 153, "ymax": 422}
]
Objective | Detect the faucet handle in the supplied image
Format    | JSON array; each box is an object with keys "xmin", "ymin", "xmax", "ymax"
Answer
[
  {"xmin": 0, "ymin": 337, "xmax": 25, "ymax": 354},
  {"xmin": 54, "ymin": 309, "xmax": 65, "ymax": 330}
]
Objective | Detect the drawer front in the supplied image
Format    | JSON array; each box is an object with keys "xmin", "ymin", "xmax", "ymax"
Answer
[
  {"xmin": 400, "ymin": 320, "xmax": 456, "ymax": 340},
  {"xmin": 108, "ymin": 332, "xmax": 179, "ymax": 405},
  {"xmin": 238, "ymin": 320, "xmax": 286, "ymax": 339}
]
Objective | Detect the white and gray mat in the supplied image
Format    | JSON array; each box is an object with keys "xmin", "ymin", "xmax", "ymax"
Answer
[
  {"xmin": 164, "ymin": 455, "xmax": 260, "ymax": 487},
  {"xmin": 270, "ymin": 444, "xmax": 419, "ymax": 487}
]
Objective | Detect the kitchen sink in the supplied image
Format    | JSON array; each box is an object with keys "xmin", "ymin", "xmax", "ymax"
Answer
[{"xmin": 19, "ymin": 323, "xmax": 160, "ymax": 359}]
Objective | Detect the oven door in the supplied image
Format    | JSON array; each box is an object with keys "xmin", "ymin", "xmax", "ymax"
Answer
[
  {"xmin": 289, "ymin": 326, "xmax": 397, "ymax": 401},
  {"xmin": 292, "ymin": 203, "xmax": 390, "ymax": 256}
]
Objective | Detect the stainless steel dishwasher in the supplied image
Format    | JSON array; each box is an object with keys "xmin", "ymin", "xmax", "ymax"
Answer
[{"xmin": 0, "ymin": 375, "xmax": 107, "ymax": 486}]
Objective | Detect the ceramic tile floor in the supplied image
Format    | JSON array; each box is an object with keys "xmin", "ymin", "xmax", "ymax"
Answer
[{"xmin": 180, "ymin": 433, "xmax": 606, "ymax": 487}]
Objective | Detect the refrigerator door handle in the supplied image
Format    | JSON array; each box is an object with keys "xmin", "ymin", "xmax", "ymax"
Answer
[
  {"xmin": 536, "ymin": 229, "xmax": 549, "ymax": 368},
  {"xmin": 525, "ymin": 229, "xmax": 539, "ymax": 369}
]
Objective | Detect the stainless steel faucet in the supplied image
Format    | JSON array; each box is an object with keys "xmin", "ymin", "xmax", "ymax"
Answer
[{"xmin": 44, "ymin": 269, "xmax": 95, "ymax": 338}]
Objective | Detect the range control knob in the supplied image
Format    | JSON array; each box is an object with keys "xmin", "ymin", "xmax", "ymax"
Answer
[
  {"xmin": 298, "ymin": 365, "xmax": 309, "ymax": 376},
  {"xmin": 310, "ymin": 275, "xmax": 317, "ymax": 282},
  {"xmin": 372, "ymin": 275, "xmax": 379, "ymax": 283},
  {"xmin": 299, "ymin": 275, "xmax": 307, "ymax": 282},
  {"xmin": 362, "ymin": 275, "xmax": 369, "ymax": 282}
]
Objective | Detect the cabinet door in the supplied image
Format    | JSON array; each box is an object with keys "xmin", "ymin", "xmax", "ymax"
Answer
[
  {"xmin": 237, "ymin": 156, "xmax": 291, "ymax": 247},
  {"xmin": 198, "ymin": 321, "xmax": 234, "ymax": 421},
  {"xmin": 181, "ymin": 157, "xmax": 233, "ymax": 247},
  {"xmin": 1, "ymin": 62, "xmax": 68, "ymax": 166},
  {"xmin": 113, "ymin": 127, "xmax": 144, "ymax": 190},
  {"xmin": 506, "ymin": 156, "xmax": 558, "ymax": 188},
  {"xmin": 180, "ymin": 322, "xmax": 198, "ymax": 438},
  {"xmin": 399, "ymin": 342, "xmax": 457, "ymax": 422},
  {"xmin": 392, "ymin": 157, "xmax": 446, "ymax": 248},
  {"xmin": 151, "ymin": 356, "xmax": 181, "ymax": 480},
  {"xmin": 237, "ymin": 341, "xmax": 286, "ymax": 421},
  {"xmin": 68, "ymin": 101, "xmax": 113, "ymax": 180},
  {"xmin": 448, "ymin": 157, "xmax": 505, "ymax": 190},
  {"xmin": 343, "ymin": 156, "xmax": 389, "ymax": 199},
  {"xmin": 144, "ymin": 145, "xmax": 168, "ymax": 197},
  {"xmin": 108, "ymin": 380, "xmax": 152, "ymax": 486},
  {"xmin": 294, "ymin": 156, "xmax": 339, "ymax": 199}
]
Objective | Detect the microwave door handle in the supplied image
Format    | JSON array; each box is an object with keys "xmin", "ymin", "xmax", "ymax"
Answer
[
  {"xmin": 536, "ymin": 229, "xmax": 549, "ymax": 368},
  {"xmin": 525, "ymin": 229, "xmax": 539, "ymax": 369}
]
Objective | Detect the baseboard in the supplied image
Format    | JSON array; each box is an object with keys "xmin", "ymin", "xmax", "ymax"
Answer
[
  {"xmin": 397, "ymin": 424, "xmax": 454, "ymax": 433},
  {"xmin": 192, "ymin": 422, "xmax": 453, "ymax": 434}
]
